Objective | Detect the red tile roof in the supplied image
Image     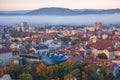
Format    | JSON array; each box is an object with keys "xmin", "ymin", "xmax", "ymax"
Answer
[
  {"xmin": 11, "ymin": 48, "xmax": 20, "ymax": 51},
  {"xmin": 66, "ymin": 54, "xmax": 83, "ymax": 63},
  {"xmin": 112, "ymin": 37, "xmax": 120, "ymax": 42},
  {"xmin": 92, "ymin": 39, "xmax": 113, "ymax": 49},
  {"xmin": 113, "ymin": 48, "xmax": 120, "ymax": 51},
  {"xmin": 0, "ymin": 48, "xmax": 12, "ymax": 54},
  {"xmin": 75, "ymin": 33, "xmax": 84, "ymax": 38},
  {"xmin": 66, "ymin": 58, "xmax": 72, "ymax": 62}
]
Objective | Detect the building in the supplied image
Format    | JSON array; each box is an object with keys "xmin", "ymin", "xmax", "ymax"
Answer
[
  {"xmin": 0, "ymin": 48, "xmax": 13, "ymax": 66},
  {"xmin": 113, "ymin": 48, "xmax": 120, "ymax": 58},
  {"xmin": 0, "ymin": 45, "xmax": 2, "ymax": 49},
  {"xmin": 102, "ymin": 34, "xmax": 108, "ymax": 40},
  {"xmin": 5, "ymin": 33, "xmax": 11, "ymax": 39},
  {"xmin": 10, "ymin": 43, "xmax": 20, "ymax": 49},
  {"xmin": 94, "ymin": 22, "xmax": 102, "ymax": 30},
  {"xmin": 28, "ymin": 26, "xmax": 35, "ymax": 32},
  {"xmin": 0, "ymin": 34, "xmax": 2, "ymax": 40},
  {"xmin": 90, "ymin": 35, "xmax": 97, "ymax": 43},
  {"xmin": 35, "ymin": 45, "xmax": 49, "ymax": 53},
  {"xmin": 21, "ymin": 22, "xmax": 27, "ymax": 27},
  {"xmin": 16, "ymin": 22, "xmax": 28, "ymax": 32},
  {"xmin": 91, "ymin": 39, "xmax": 114, "ymax": 59},
  {"xmin": 86, "ymin": 26, "xmax": 95, "ymax": 31}
]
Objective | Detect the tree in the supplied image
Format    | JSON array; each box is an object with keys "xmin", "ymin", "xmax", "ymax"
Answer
[
  {"xmin": 20, "ymin": 73, "xmax": 33, "ymax": 80},
  {"xmin": 22, "ymin": 64, "xmax": 32, "ymax": 73},
  {"xmin": 64, "ymin": 73, "xmax": 75, "ymax": 80},
  {"xmin": 71, "ymin": 69, "xmax": 81, "ymax": 80},
  {"xmin": 86, "ymin": 64, "xmax": 98, "ymax": 80},
  {"xmin": 99, "ymin": 74, "xmax": 104, "ymax": 80},
  {"xmin": 98, "ymin": 53, "xmax": 108, "ymax": 59},
  {"xmin": 57, "ymin": 62, "xmax": 79, "ymax": 80},
  {"xmin": 82, "ymin": 72, "xmax": 88, "ymax": 80},
  {"xmin": 8, "ymin": 63, "xmax": 22, "ymax": 79},
  {"xmin": 0, "ymin": 61, "xmax": 115, "ymax": 80},
  {"xmin": 0, "ymin": 70, "xmax": 4, "ymax": 77},
  {"xmin": 36, "ymin": 63, "xmax": 47, "ymax": 80},
  {"xmin": 2, "ymin": 66, "xmax": 8, "ymax": 74},
  {"xmin": 10, "ymin": 30, "xmax": 18, "ymax": 37},
  {"xmin": 107, "ymin": 72, "xmax": 115, "ymax": 80},
  {"xmin": 46, "ymin": 64, "xmax": 59, "ymax": 79}
]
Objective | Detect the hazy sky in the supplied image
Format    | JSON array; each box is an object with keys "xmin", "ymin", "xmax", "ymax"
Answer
[{"xmin": 0, "ymin": 0, "xmax": 120, "ymax": 11}]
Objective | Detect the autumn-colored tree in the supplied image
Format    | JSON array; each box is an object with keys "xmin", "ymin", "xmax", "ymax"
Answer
[
  {"xmin": 0, "ymin": 66, "xmax": 8, "ymax": 77},
  {"xmin": 0, "ymin": 62, "xmax": 115, "ymax": 80},
  {"xmin": 84, "ymin": 66, "xmax": 89, "ymax": 73},
  {"xmin": 0, "ymin": 70, "xmax": 4, "ymax": 77},
  {"xmin": 101, "ymin": 65, "xmax": 108, "ymax": 71},
  {"xmin": 3, "ymin": 66, "xmax": 8, "ymax": 74},
  {"xmin": 36, "ymin": 63, "xmax": 47, "ymax": 80}
]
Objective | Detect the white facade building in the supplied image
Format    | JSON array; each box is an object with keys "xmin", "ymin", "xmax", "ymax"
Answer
[{"xmin": 0, "ymin": 49, "xmax": 13, "ymax": 66}]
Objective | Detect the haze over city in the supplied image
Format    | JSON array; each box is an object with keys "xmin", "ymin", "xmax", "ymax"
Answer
[
  {"xmin": 1, "ymin": 0, "xmax": 120, "ymax": 80},
  {"xmin": 0, "ymin": 0, "xmax": 120, "ymax": 11}
]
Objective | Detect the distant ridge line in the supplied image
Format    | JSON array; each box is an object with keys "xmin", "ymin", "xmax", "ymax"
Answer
[{"xmin": 0, "ymin": 7, "xmax": 120, "ymax": 16}]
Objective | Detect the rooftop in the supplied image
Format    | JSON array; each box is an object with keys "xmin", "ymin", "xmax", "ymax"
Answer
[
  {"xmin": 0, "ymin": 48, "xmax": 12, "ymax": 54},
  {"xmin": 92, "ymin": 39, "xmax": 113, "ymax": 49}
]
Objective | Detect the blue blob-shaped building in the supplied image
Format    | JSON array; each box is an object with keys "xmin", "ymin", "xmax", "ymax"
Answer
[{"xmin": 30, "ymin": 52, "xmax": 68, "ymax": 65}]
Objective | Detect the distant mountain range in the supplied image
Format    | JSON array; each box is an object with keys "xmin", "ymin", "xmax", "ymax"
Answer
[
  {"xmin": 0, "ymin": 7, "xmax": 120, "ymax": 16},
  {"xmin": 0, "ymin": 10, "xmax": 30, "ymax": 15}
]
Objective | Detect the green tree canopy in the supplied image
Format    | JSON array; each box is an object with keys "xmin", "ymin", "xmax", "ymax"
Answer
[{"xmin": 20, "ymin": 73, "xmax": 33, "ymax": 80}]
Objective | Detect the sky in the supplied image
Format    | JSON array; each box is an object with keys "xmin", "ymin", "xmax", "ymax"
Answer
[{"xmin": 0, "ymin": 0, "xmax": 120, "ymax": 11}]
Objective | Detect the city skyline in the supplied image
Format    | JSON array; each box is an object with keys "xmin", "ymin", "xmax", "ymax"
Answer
[{"xmin": 0, "ymin": 0, "xmax": 120, "ymax": 11}]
